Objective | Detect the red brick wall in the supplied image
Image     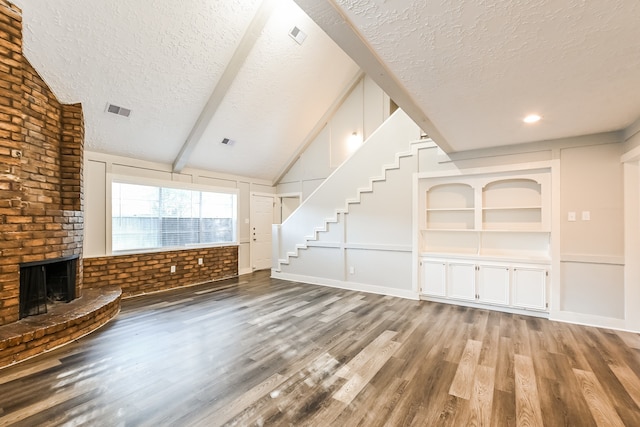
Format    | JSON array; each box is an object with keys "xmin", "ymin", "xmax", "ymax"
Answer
[
  {"xmin": 0, "ymin": 1, "xmax": 84, "ymax": 326},
  {"xmin": 0, "ymin": 287, "xmax": 120, "ymax": 368},
  {"xmin": 83, "ymin": 246, "xmax": 238, "ymax": 297}
]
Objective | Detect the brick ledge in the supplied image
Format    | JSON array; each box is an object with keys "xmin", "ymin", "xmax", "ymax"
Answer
[{"xmin": 0, "ymin": 287, "xmax": 121, "ymax": 369}]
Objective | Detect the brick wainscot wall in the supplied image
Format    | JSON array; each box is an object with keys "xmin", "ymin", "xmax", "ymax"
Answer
[{"xmin": 83, "ymin": 246, "xmax": 238, "ymax": 297}]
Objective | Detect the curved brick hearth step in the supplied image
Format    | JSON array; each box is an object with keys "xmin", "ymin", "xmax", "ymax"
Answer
[{"xmin": 0, "ymin": 287, "xmax": 122, "ymax": 369}]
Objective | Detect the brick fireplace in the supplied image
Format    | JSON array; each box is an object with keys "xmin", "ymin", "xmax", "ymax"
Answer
[
  {"xmin": 0, "ymin": 2, "xmax": 236, "ymax": 368},
  {"xmin": 19, "ymin": 255, "xmax": 78, "ymax": 319},
  {"xmin": 0, "ymin": 1, "xmax": 84, "ymax": 327}
]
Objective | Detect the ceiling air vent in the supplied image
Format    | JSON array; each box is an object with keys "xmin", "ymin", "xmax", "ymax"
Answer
[
  {"xmin": 105, "ymin": 103, "xmax": 132, "ymax": 118},
  {"xmin": 221, "ymin": 138, "xmax": 235, "ymax": 145},
  {"xmin": 289, "ymin": 26, "xmax": 307, "ymax": 45}
]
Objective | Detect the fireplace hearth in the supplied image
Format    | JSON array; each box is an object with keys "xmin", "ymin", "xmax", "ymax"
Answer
[{"xmin": 19, "ymin": 255, "xmax": 78, "ymax": 319}]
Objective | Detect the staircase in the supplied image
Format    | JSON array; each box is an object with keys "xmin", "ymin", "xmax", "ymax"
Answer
[{"xmin": 272, "ymin": 109, "xmax": 429, "ymax": 273}]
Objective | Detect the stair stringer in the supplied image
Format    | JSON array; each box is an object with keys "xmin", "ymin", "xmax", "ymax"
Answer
[{"xmin": 272, "ymin": 109, "xmax": 430, "ymax": 272}]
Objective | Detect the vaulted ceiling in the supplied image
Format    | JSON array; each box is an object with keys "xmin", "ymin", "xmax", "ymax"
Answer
[
  {"xmin": 13, "ymin": 0, "xmax": 640, "ymax": 184},
  {"xmin": 14, "ymin": 0, "xmax": 359, "ymax": 182}
]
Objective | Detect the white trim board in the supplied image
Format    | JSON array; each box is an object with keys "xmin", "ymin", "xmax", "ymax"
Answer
[
  {"xmin": 622, "ymin": 143, "xmax": 640, "ymax": 163},
  {"xmin": 416, "ymin": 160, "xmax": 553, "ymax": 180},
  {"xmin": 271, "ymin": 271, "xmax": 419, "ymax": 300},
  {"xmin": 550, "ymin": 310, "xmax": 630, "ymax": 332},
  {"xmin": 421, "ymin": 296, "xmax": 549, "ymax": 319},
  {"xmin": 560, "ymin": 254, "xmax": 624, "ymax": 265}
]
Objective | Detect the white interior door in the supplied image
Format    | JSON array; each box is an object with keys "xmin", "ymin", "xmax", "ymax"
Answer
[{"xmin": 251, "ymin": 194, "xmax": 275, "ymax": 271}]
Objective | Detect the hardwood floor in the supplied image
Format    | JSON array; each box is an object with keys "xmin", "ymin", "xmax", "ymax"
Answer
[{"xmin": 1, "ymin": 270, "xmax": 640, "ymax": 426}]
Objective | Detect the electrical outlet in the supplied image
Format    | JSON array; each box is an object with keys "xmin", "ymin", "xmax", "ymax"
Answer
[
  {"xmin": 349, "ymin": 266, "xmax": 355, "ymax": 275},
  {"xmin": 198, "ymin": 258, "xmax": 203, "ymax": 265},
  {"xmin": 567, "ymin": 212, "xmax": 576, "ymax": 222},
  {"xmin": 170, "ymin": 265, "xmax": 176, "ymax": 273}
]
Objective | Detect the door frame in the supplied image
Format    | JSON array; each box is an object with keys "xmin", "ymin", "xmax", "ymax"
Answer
[
  {"xmin": 276, "ymin": 192, "xmax": 302, "ymax": 224},
  {"xmin": 250, "ymin": 192, "xmax": 277, "ymax": 271}
]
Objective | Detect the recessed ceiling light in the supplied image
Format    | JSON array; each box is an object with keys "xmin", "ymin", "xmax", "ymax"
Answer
[{"xmin": 523, "ymin": 114, "xmax": 541, "ymax": 124}]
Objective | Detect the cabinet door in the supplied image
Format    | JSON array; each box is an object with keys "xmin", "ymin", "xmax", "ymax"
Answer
[
  {"xmin": 477, "ymin": 265, "xmax": 510, "ymax": 306},
  {"xmin": 448, "ymin": 262, "xmax": 476, "ymax": 301},
  {"xmin": 512, "ymin": 267, "xmax": 547, "ymax": 311},
  {"xmin": 420, "ymin": 259, "xmax": 447, "ymax": 297}
]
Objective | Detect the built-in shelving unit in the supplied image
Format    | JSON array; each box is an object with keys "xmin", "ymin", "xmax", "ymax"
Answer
[{"xmin": 417, "ymin": 168, "xmax": 551, "ymax": 315}]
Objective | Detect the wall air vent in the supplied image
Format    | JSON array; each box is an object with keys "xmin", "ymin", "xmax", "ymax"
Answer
[
  {"xmin": 221, "ymin": 138, "xmax": 235, "ymax": 145},
  {"xmin": 105, "ymin": 103, "xmax": 132, "ymax": 118},
  {"xmin": 289, "ymin": 26, "xmax": 307, "ymax": 45}
]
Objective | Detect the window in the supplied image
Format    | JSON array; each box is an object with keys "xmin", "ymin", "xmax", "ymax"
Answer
[{"xmin": 112, "ymin": 182, "xmax": 237, "ymax": 252}]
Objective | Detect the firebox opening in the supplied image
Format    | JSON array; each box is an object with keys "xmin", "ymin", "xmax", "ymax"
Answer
[{"xmin": 19, "ymin": 255, "xmax": 78, "ymax": 319}]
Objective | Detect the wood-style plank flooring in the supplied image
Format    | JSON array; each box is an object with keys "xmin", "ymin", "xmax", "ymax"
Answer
[{"xmin": 1, "ymin": 270, "xmax": 640, "ymax": 426}]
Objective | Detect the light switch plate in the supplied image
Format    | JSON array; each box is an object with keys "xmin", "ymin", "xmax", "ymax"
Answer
[
  {"xmin": 568, "ymin": 212, "xmax": 576, "ymax": 222},
  {"xmin": 582, "ymin": 211, "xmax": 590, "ymax": 221}
]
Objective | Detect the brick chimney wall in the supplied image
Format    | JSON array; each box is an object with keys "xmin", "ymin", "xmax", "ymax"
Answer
[{"xmin": 0, "ymin": 1, "xmax": 84, "ymax": 326}]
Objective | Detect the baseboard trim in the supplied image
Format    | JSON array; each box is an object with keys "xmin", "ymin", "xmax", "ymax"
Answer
[
  {"xmin": 550, "ymin": 310, "xmax": 635, "ymax": 332},
  {"xmin": 271, "ymin": 271, "xmax": 419, "ymax": 300},
  {"xmin": 421, "ymin": 296, "xmax": 550, "ymax": 318}
]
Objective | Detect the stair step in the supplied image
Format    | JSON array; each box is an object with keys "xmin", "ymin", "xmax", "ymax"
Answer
[{"xmin": 277, "ymin": 132, "xmax": 430, "ymax": 271}]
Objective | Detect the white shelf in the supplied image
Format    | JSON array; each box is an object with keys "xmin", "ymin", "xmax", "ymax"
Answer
[
  {"xmin": 422, "ymin": 228, "xmax": 477, "ymax": 232},
  {"xmin": 480, "ymin": 230, "xmax": 550, "ymax": 234},
  {"xmin": 420, "ymin": 252, "xmax": 550, "ymax": 265},
  {"xmin": 420, "ymin": 228, "xmax": 551, "ymax": 234},
  {"xmin": 418, "ymin": 169, "xmax": 551, "ymax": 315},
  {"xmin": 482, "ymin": 206, "xmax": 542, "ymax": 210},
  {"xmin": 481, "ymin": 226, "xmax": 546, "ymax": 232},
  {"xmin": 419, "ymin": 170, "xmax": 551, "ymax": 262},
  {"xmin": 426, "ymin": 207, "xmax": 475, "ymax": 212}
]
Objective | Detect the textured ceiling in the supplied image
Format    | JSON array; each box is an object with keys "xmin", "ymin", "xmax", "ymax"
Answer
[
  {"xmin": 298, "ymin": 0, "xmax": 640, "ymax": 152},
  {"xmin": 14, "ymin": 0, "xmax": 640, "ymax": 181},
  {"xmin": 188, "ymin": 0, "xmax": 359, "ymax": 178},
  {"xmin": 13, "ymin": 0, "xmax": 359, "ymax": 182}
]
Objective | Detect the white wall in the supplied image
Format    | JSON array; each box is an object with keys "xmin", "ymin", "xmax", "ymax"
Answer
[
  {"xmin": 558, "ymin": 143, "xmax": 624, "ymax": 319},
  {"xmin": 279, "ymin": 155, "xmax": 417, "ymax": 298},
  {"xmin": 277, "ymin": 74, "xmax": 389, "ymax": 198},
  {"xmin": 84, "ymin": 152, "xmax": 275, "ymax": 275},
  {"xmin": 425, "ymin": 136, "xmax": 629, "ymax": 328}
]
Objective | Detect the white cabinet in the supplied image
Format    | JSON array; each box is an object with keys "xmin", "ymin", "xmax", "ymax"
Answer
[
  {"xmin": 477, "ymin": 264, "xmax": 510, "ymax": 306},
  {"xmin": 420, "ymin": 259, "xmax": 446, "ymax": 297},
  {"xmin": 417, "ymin": 168, "xmax": 552, "ymax": 315},
  {"xmin": 448, "ymin": 262, "xmax": 476, "ymax": 301},
  {"xmin": 512, "ymin": 266, "xmax": 547, "ymax": 311},
  {"xmin": 418, "ymin": 257, "xmax": 548, "ymax": 313}
]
